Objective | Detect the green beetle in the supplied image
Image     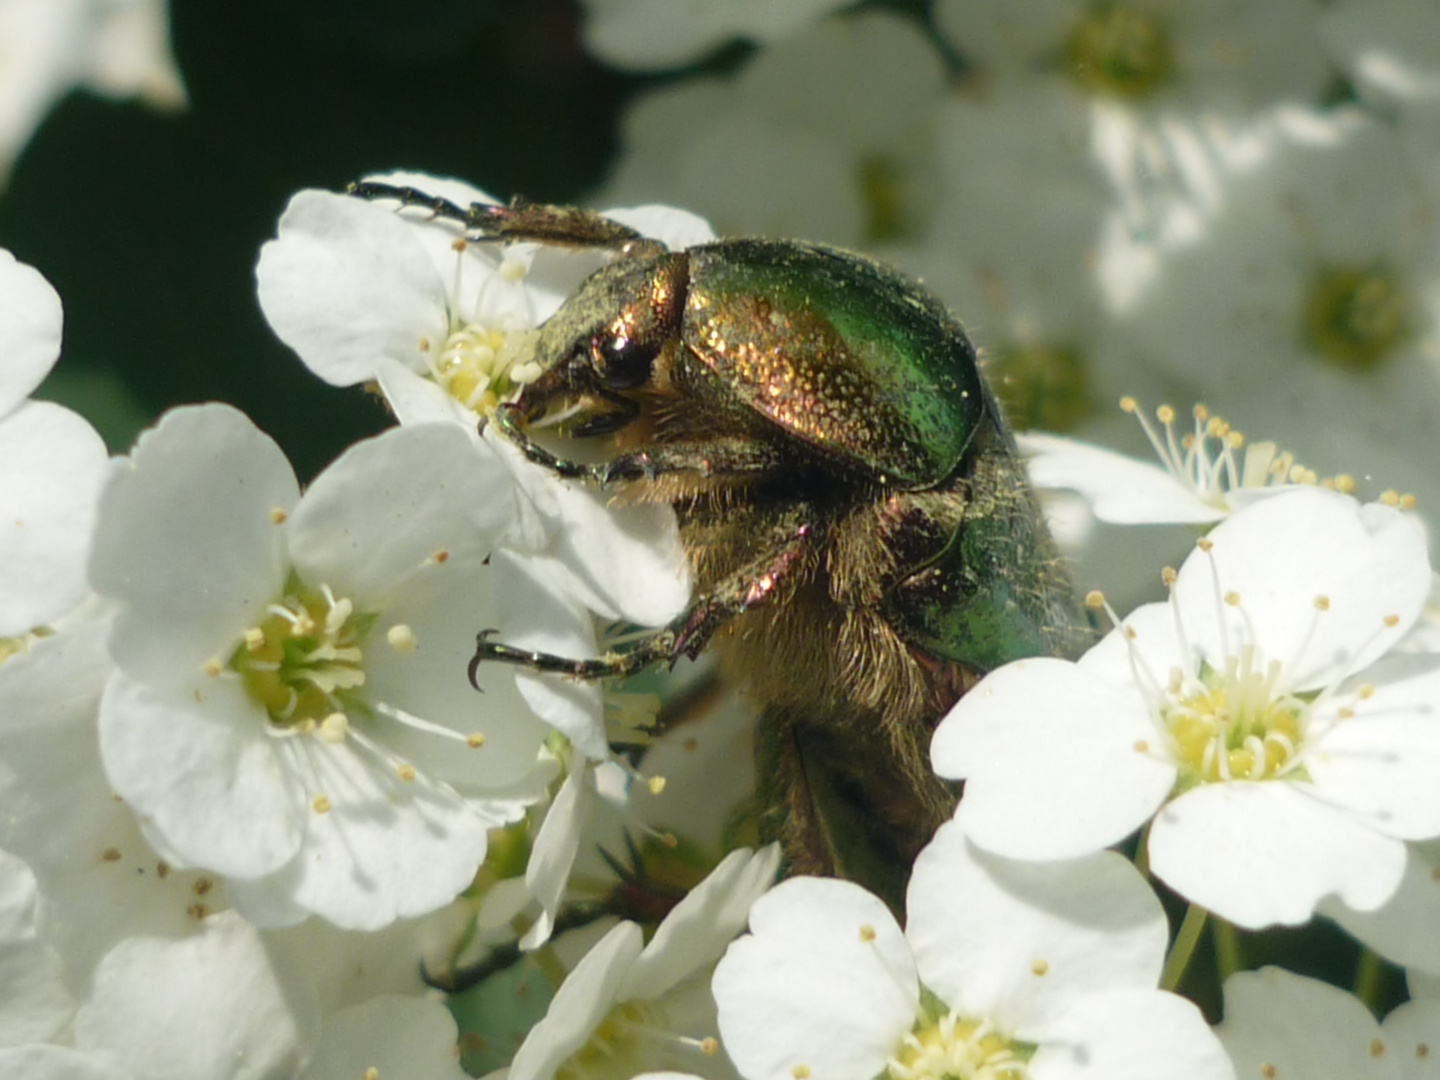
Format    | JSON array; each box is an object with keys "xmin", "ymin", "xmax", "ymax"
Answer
[{"xmin": 353, "ymin": 182, "xmax": 1089, "ymax": 912}]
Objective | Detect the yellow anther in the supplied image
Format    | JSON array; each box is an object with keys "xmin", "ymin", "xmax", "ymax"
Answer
[
  {"xmin": 1197, "ymin": 538, "xmax": 1214, "ymax": 552},
  {"xmin": 204, "ymin": 657, "xmax": 223, "ymax": 677},
  {"xmin": 1085, "ymin": 589, "xmax": 1106, "ymax": 608},
  {"xmin": 1119, "ymin": 395, "xmax": 1138, "ymax": 412},
  {"xmin": 1161, "ymin": 566, "xmax": 1177, "ymax": 587},
  {"xmin": 1157, "ymin": 404, "xmax": 1176, "ymax": 423},
  {"xmin": 397, "ymin": 763, "xmax": 416, "ymax": 782},
  {"xmin": 1381, "ymin": 490, "xmax": 1401, "ymax": 506},
  {"xmin": 860, "ymin": 924, "xmax": 878, "ymax": 943},
  {"xmin": 647, "ymin": 775, "xmax": 667, "ymax": 795},
  {"xmin": 467, "ymin": 732, "xmax": 486, "ymax": 749},
  {"xmin": 1314, "ymin": 595, "xmax": 1330, "ymax": 611},
  {"xmin": 312, "ymin": 795, "xmax": 332, "ymax": 814},
  {"xmin": 1224, "ymin": 591, "xmax": 1241, "ymax": 606},
  {"xmin": 387, "ymin": 624, "xmax": 418, "ymax": 653},
  {"xmin": 1032, "ymin": 958, "xmax": 1050, "ymax": 976},
  {"xmin": 270, "ymin": 507, "xmax": 288, "ymax": 524}
]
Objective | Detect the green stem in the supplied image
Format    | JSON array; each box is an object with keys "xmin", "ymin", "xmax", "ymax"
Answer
[
  {"xmin": 1355, "ymin": 948, "xmax": 1386, "ymax": 1014},
  {"xmin": 1161, "ymin": 904, "xmax": 1208, "ymax": 992},
  {"xmin": 1212, "ymin": 918, "xmax": 1242, "ymax": 983}
]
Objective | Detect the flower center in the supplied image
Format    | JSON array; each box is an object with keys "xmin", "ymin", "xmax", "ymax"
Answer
[
  {"xmin": 427, "ymin": 317, "xmax": 541, "ymax": 416},
  {"xmin": 1162, "ymin": 646, "xmax": 1307, "ymax": 786},
  {"xmin": 555, "ymin": 1000, "xmax": 702, "ymax": 1080},
  {"xmin": 991, "ymin": 343, "xmax": 1093, "ymax": 432},
  {"xmin": 888, "ymin": 1010, "xmax": 1030, "ymax": 1080},
  {"xmin": 229, "ymin": 572, "xmax": 376, "ymax": 729},
  {"xmin": 1065, "ymin": 5, "xmax": 1175, "ymax": 100},
  {"xmin": 1301, "ymin": 265, "xmax": 1411, "ymax": 371}
]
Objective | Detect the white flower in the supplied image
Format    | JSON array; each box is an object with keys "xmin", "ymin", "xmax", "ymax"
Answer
[
  {"xmin": 1109, "ymin": 106, "xmax": 1440, "ymax": 515},
  {"xmin": 256, "ymin": 174, "xmax": 695, "ymax": 721},
  {"xmin": 1018, "ymin": 399, "xmax": 1355, "ymax": 526},
  {"xmin": 713, "ymin": 816, "xmax": 1232, "ymax": 1080},
  {"xmin": 1215, "ymin": 966, "xmax": 1440, "ymax": 1080},
  {"xmin": 598, "ymin": 12, "xmax": 948, "ymax": 248},
  {"xmin": 89, "ymin": 404, "xmax": 561, "ymax": 929},
  {"xmin": 933, "ymin": 488, "xmax": 1440, "ymax": 929},
  {"xmin": 578, "ymin": 0, "xmax": 858, "ymax": 72},
  {"xmin": 0, "ymin": 250, "xmax": 110, "ymax": 636},
  {"xmin": 509, "ymin": 844, "xmax": 781, "ymax": 1080},
  {"xmin": 0, "ymin": 0, "xmax": 184, "ymax": 179}
]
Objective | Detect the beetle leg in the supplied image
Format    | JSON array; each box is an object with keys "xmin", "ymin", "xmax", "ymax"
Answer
[
  {"xmin": 469, "ymin": 529, "xmax": 815, "ymax": 687},
  {"xmin": 349, "ymin": 181, "xmax": 667, "ymax": 256}
]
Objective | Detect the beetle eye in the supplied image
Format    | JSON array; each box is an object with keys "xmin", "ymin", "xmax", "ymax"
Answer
[{"xmin": 593, "ymin": 334, "xmax": 658, "ymax": 390}]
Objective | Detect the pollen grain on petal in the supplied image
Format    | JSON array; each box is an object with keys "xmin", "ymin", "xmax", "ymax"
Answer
[
  {"xmin": 270, "ymin": 507, "xmax": 288, "ymax": 524},
  {"xmin": 467, "ymin": 731, "xmax": 486, "ymax": 748},
  {"xmin": 312, "ymin": 794, "xmax": 332, "ymax": 814},
  {"xmin": 1031, "ymin": 958, "xmax": 1049, "ymax": 976},
  {"xmin": 792, "ymin": 1065, "xmax": 811, "ymax": 1079},
  {"xmin": 859, "ymin": 923, "xmax": 877, "ymax": 943},
  {"xmin": 204, "ymin": 657, "xmax": 223, "ymax": 677},
  {"xmin": 397, "ymin": 763, "xmax": 417, "ymax": 782}
]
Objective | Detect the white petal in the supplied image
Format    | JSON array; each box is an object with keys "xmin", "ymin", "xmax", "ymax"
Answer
[
  {"xmin": 1030, "ymin": 990, "xmax": 1235, "ymax": 1080},
  {"xmin": 1306, "ymin": 658, "xmax": 1440, "ymax": 840},
  {"xmin": 494, "ymin": 550, "xmax": 607, "ymax": 761},
  {"xmin": 712, "ymin": 877, "xmax": 917, "ymax": 1080},
  {"xmin": 363, "ymin": 562, "xmax": 552, "ymax": 789},
  {"xmin": 0, "ymin": 401, "xmax": 109, "ymax": 634},
  {"xmin": 298, "ymin": 995, "xmax": 470, "ymax": 1080},
  {"xmin": 74, "ymin": 912, "xmax": 319, "ymax": 1080},
  {"xmin": 1148, "ymin": 782, "xmax": 1406, "ymax": 929},
  {"xmin": 907, "ymin": 818, "xmax": 1167, "ymax": 1034},
  {"xmin": 1379, "ymin": 998, "xmax": 1440, "ymax": 1079},
  {"xmin": 231, "ymin": 734, "xmax": 492, "ymax": 930},
  {"xmin": 1321, "ymin": 839, "xmax": 1440, "ymax": 975},
  {"xmin": 97, "ymin": 672, "xmax": 304, "ymax": 879},
  {"xmin": 1018, "ymin": 432, "xmax": 1226, "ymax": 525},
  {"xmin": 0, "ymin": 249, "xmax": 62, "ymax": 416},
  {"xmin": 0, "ymin": 620, "xmax": 115, "ymax": 872},
  {"xmin": 0, "ymin": 1045, "xmax": 116, "ymax": 1079},
  {"xmin": 521, "ymin": 759, "xmax": 588, "ymax": 951},
  {"xmin": 1215, "ymin": 967, "xmax": 1394, "ymax": 1080},
  {"xmin": 288, "ymin": 422, "xmax": 518, "ymax": 603},
  {"xmin": 509, "ymin": 922, "xmax": 644, "ymax": 1080},
  {"xmin": 931, "ymin": 658, "xmax": 1174, "ymax": 860},
  {"xmin": 0, "ymin": 850, "xmax": 75, "ymax": 1045},
  {"xmin": 623, "ymin": 844, "xmax": 782, "ymax": 1001},
  {"xmin": 89, "ymin": 404, "xmax": 297, "ymax": 693},
  {"xmin": 1172, "ymin": 490, "xmax": 1431, "ymax": 690},
  {"xmin": 255, "ymin": 189, "xmax": 449, "ymax": 386}
]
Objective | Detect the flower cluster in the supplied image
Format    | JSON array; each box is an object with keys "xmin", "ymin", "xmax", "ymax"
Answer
[{"xmin": 3, "ymin": 0, "xmax": 1440, "ymax": 1075}]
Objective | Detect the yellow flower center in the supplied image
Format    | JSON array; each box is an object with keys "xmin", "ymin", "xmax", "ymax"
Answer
[
  {"xmin": 1302, "ymin": 265, "xmax": 1411, "ymax": 371},
  {"xmin": 1066, "ymin": 5, "xmax": 1175, "ymax": 100},
  {"xmin": 428, "ymin": 318, "xmax": 541, "ymax": 416},
  {"xmin": 229, "ymin": 573, "xmax": 375, "ymax": 729},
  {"xmin": 888, "ymin": 1011, "xmax": 1031, "ymax": 1080},
  {"xmin": 555, "ymin": 1001, "xmax": 664, "ymax": 1080},
  {"xmin": 1163, "ymin": 646, "xmax": 1307, "ymax": 786}
]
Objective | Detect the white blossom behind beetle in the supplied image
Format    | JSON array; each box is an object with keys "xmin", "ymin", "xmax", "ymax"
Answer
[{"xmin": 933, "ymin": 488, "xmax": 1440, "ymax": 929}]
